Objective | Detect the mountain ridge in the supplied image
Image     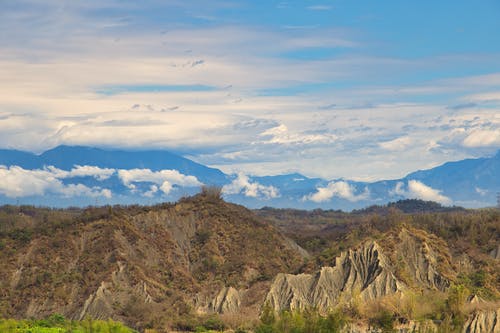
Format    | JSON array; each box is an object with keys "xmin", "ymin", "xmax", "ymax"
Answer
[{"xmin": 0, "ymin": 145, "xmax": 498, "ymax": 209}]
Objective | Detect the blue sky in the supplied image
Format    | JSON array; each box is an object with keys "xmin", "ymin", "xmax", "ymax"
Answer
[{"xmin": 0, "ymin": 0, "xmax": 499, "ymax": 180}]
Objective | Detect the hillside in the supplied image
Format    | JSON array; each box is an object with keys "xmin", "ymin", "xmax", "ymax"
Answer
[
  {"xmin": 0, "ymin": 191, "xmax": 305, "ymax": 330},
  {"xmin": 1, "ymin": 195, "xmax": 499, "ymax": 332},
  {"xmin": 257, "ymin": 205, "xmax": 500, "ymax": 332}
]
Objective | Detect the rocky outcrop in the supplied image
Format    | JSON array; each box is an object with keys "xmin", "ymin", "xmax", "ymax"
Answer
[
  {"xmin": 78, "ymin": 261, "xmax": 155, "ymax": 320},
  {"xmin": 489, "ymin": 245, "xmax": 500, "ymax": 260},
  {"xmin": 209, "ymin": 287, "xmax": 242, "ymax": 314},
  {"xmin": 463, "ymin": 309, "xmax": 500, "ymax": 333},
  {"xmin": 395, "ymin": 229, "xmax": 450, "ymax": 291},
  {"xmin": 340, "ymin": 320, "xmax": 438, "ymax": 333},
  {"xmin": 266, "ymin": 241, "xmax": 403, "ymax": 312}
]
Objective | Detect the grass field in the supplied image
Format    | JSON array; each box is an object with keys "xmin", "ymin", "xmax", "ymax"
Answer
[{"xmin": 0, "ymin": 315, "xmax": 137, "ymax": 333}]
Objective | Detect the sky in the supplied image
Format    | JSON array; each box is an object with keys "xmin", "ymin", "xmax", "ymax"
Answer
[{"xmin": 1, "ymin": 0, "xmax": 500, "ymax": 181}]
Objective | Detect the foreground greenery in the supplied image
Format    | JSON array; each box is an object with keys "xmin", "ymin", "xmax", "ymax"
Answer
[
  {"xmin": 253, "ymin": 304, "xmax": 348, "ymax": 333},
  {"xmin": 0, "ymin": 314, "xmax": 137, "ymax": 333},
  {"xmin": 249, "ymin": 293, "xmax": 472, "ymax": 333}
]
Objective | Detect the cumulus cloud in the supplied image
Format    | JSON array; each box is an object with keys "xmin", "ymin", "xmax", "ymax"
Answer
[
  {"xmin": 260, "ymin": 124, "xmax": 337, "ymax": 145},
  {"xmin": 0, "ymin": 165, "xmax": 111, "ymax": 198},
  {"xmin": 407, "ymin": 180, "xmax": 451, "ymax": 204},
  {"xmin": 58, "ymin": 183, "xmax": 112, "ymax": 199},
  {"xmin": 47, "ymin": 165, "xmax": 115, "ymax": 180},
  {"xmin": 143, "ymin": 185, "xmax": 159, "ymax": 198},
  {"xmin": 0, "ymin": 164, "xmax": 203, "ymax": 199},
  {"xmin": 303, "ymin": 181, "xmax": 369, "ymax": 203},
  {"xmin": 390, "ymin": 180, "xmax": 451, "ymax": 205},
  {"xmin": 222, "ymin": 173, "xmax": 280, "ymax": 199},
  {"xmin": 379, "ymin": 136, "xmax": 412, "ymax": 151},
  {"xmin": 475, "ymin": 187, "xmax": 488, "ymax": 196},
  {"xmin": 117, "ymin": 168, "xmax": 202, "ymax": 195},
  {"xmin": 462, "ymin": 130, "xmax": 500, "ymax": 148},
  {"xmin": 390, "ymin": 181, "xmax": 406, "ymax": 196}
]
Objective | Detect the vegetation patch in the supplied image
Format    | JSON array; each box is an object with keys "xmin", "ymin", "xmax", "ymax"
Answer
[{"xmin": 0, "ymin": 314, "xmax": 137, "ymax": 333}]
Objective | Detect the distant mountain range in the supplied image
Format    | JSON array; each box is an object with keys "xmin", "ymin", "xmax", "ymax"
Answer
[{"xmin": 0, "ymin": 145, "xmax": 498, "ymax": 209}]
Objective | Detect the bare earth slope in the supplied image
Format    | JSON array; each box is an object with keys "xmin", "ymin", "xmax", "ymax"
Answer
[{"xmin": 0, "ymin": 193, "xmax": 305, "ymax": 329}]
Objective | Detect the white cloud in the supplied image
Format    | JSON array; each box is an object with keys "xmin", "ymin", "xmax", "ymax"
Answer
[
  {"xmin": 0, "ymin": 165, "xmax": 111, "ymax": 198},
  {"xmin": 379, "ymin": 136, "xmax": 412, "ymax": 151},
  {"xmin": 475, "ymin": 187, "xmax": 488, "ymax": 196},
  {"xmin": 47, "ymin": 165, "xmax": 115, "ymax": 180},
  {"xmin": 58, "ymin": 183, "xmax": 112, "ymax": 198},
  {"xmin": 100, "ymin": 188, "xmax": 112, "ymax": 199},
  {"xmin": 259, "ymin": 124, "xmax": 337, "ymax": 145},
  {"xmin": 222, "ymin": 173, "xmax": 280, "ymax": 199},
  {"xmin": 303, "ymin": 181, "xmax": 369, "ymax": 203},
  {"xmin": 462, "ymin": 130, "xmax": 500, "ymax": 148},
  {"xmin": 390, "ymin": 181, "xmax": 406, "ymax": 196},
  {"xmin": 160, "ymin": 181, "xmax": 173, "ymax": 195},
  {"xmin": 143, "ymin": 185, "xmax": 159, "ymax": 198},
  {"xmin": 390, "ymin": 180, "xmax": 451, "ymax": 205},
  {"xmin": 397, "ymin": 180, "xmax": 451, "ymax": 205},
  {"xmin": 117, "ymin": 168, "xmax": 202, "ymax": 195}
]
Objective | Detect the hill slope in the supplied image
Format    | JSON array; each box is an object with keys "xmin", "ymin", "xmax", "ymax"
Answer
[
  {"xmin": 1, "ymin": 197, "xmax": 499, "ymax": 332},
  {"xmin": 0, "ymin": 193, "xmax": 305, "ymax": 330}
]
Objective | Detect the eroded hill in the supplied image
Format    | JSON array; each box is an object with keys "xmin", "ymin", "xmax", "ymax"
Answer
[
  {"xmin": 0, "ymin": 191, "xmax": 305, "ymax": 330},
  {"xmin": 1, "ymin": 196, "xmax": 499, "ymax": 332}
]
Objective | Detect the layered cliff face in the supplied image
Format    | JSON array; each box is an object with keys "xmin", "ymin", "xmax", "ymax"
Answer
[
  {"xmin": 386, "ymin": 228, "xmax": 452, "ymax": 291},
  {"xmin": 490, "ymin": 245, "xmax": 500, "ymax": 260},
  {"xmin": 209, "ymin": 287, "xmax": 242, "ymax": 314},
  {"xmin": 266, "ymin": 241, "xmax": 403, "ymax": 313},
  {"xmin": 265, "ymin": 227, "xmax": 457, "ymax": 313},
  {"xmin": 463, "ymin": 309, "xmax": 500, "ymax": 333}
]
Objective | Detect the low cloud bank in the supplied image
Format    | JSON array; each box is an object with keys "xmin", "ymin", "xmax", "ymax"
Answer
[
  {"xmin": 0, "ymin": 165, "xmax": 203, "ymax": 198},
  {"xmin": 0, "ymin": 165, "xmax": 112, "ymax": 198},
  {"xmin": 117, "ymin": 168, "xmax": 202, "ymax": 195},
  {"xmin": 391, "ymin": 180, "xmax": 451, "ymax": 205},
  {"xmin": 222, "ymin": 173, "xmax": 279, "ymax": 199},
  {"xmin": 303, "ymin": 181, "xmax": 369, "ymax": 203}
]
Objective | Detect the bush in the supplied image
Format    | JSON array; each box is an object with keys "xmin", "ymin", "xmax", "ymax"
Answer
[
  {"xmin": 255, "ymin": 307, "xmax": 347, "ymax": 333},
  {"xmin": 369, "ymin": 309, "xmax": 394, "ymax": 332},
  {"xmin": 46, "ymin": 313, "xmax": 65, "ymax": 326},
  {"xmin": 200, "ymin": 186, "xmax": 223, "ymax": 200},
  {"xmin": 0, "ymin": 316, "xmax": 137, "ymax": 333},
  {"xmin": 202, "ymin": 315, "xmax": 225, "ymax": 331}
]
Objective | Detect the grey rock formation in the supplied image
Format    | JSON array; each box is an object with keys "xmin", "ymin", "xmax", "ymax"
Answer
[
  {"xmin": 209, "ymin": 287, "xmax": 242, "ymax": 314},
  {"xmin": 283, "ymin": 236, "xmax": 311, "ymax": 259},
  {"xmin": 266, "ymin": 241, "xmax": 403, "ymax": 312},
  {"xmin": 463, "ymin": 309, "xmax": 500, "ymax": 333},
  {"xmin": 395, "ymin": 229, "xmax": 450, "ymax": 291},
  {"xmin": 78, "ymin": 261, "xmax": 154, "ymax": 320},
  {"xmin": 489, "ymin": 245, "xmax": 500, "ymax": 260},
  {"xmin": 330, "ymin": 320, "xmax": 438, "ymax": 333}
]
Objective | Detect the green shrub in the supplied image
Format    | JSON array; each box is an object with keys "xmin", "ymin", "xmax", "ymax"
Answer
[
  {"xmin": 0, "ymin": 316, "xmax": 137, "ymax": 333},
  {"xmin": 369, "ymin": 309, "xmax": 394, "ymax": 332},
  {"xmin": 255, "ymin": 307, "xmax": 347, "ymax": 333},
  {"xmin": 202, "ymin": 315, "xmax": 225, "ymax": 331}
]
